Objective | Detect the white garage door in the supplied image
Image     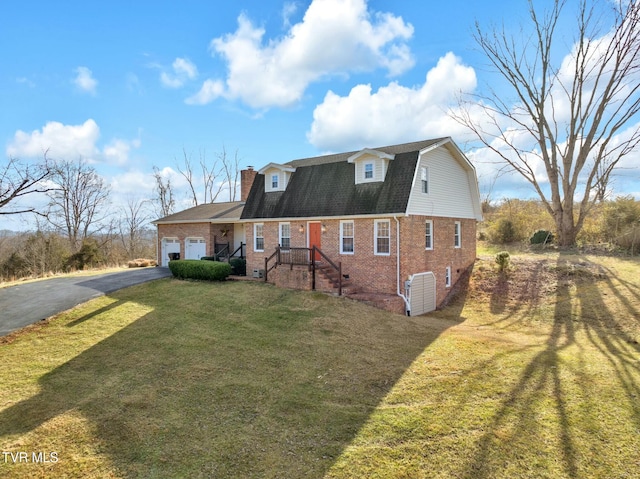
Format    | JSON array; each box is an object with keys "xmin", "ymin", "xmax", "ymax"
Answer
[
  {"xmin": 185, "ymin": 238, "xmax": 206, "ymax": 260},
  {"xmin": 409, "ymin": 272, "xmax": 436, "ymax": 316},
  {"xmin": 161, "ymin": 238, "xmax": 180, "ymax": 266}
]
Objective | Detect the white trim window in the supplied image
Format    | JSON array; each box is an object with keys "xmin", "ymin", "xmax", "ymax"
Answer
[
  {"xmin": 425, "ymin": 220, "xmax": 433, "ymax": 250},
  {"xmin": 374, "ymin": 219, "xmax": 391, "ymax": 255},
  {"xmin": 421, "ymin": 167, "xmax": 429, "ymax": 194},
  {"xmin": 364, "ymin": 162, "xmax": 374, "ymax": 179},
  {"xmin": 271, "ymin": 174, "xmax": 279, "ymax": 189},
  {"xmin": 454, "ymin": 221, "xmax": 461, "ymax": 248},
  {"xmin": 254, "ymin": 223, "xmax": 264, "ymax": 252},
  {"xmin": 340, "ymin": 220, "xmax": 354, "ymax": 254},
  {"xmin": 279, "ymin": 222, "xmax": 290, "ymax": 250},
  {"xmin": 445, "ymin": 266, "xmax": 451, "ymax": 288}
]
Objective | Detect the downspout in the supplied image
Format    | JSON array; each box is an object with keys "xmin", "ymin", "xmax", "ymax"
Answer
[{"xmin": 393, "ymin": 216, "xmax": 411, "ymax": 316}]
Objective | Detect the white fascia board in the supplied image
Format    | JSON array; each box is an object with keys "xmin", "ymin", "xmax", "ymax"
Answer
[
  {"xmin": 347, "ymin": 149, "xmax": 394, "ymax": 163},
  {"xmin": 258, "ymin": 163, "xmax": 296, "ymax": 174}
]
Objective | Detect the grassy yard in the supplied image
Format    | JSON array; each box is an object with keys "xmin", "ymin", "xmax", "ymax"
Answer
[{"xmin": 0, "ymin": 251, "xmax": 639, "ymax": 478}]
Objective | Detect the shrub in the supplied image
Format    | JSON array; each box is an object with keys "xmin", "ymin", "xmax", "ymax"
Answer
[
  {"xmin": 229, "ymin": 257, "xmax": 247, "ymax": 276},
  {"xmin": 495, "ymin": 251, "xmax": 510, "ymax": 272},
  {"xmin": 169, "ymin": 260, "xmax": 231, "ymax": 281},
  {"xmin": 494, "ymin": 218, "xmax": 518, "ymax": 244},
  {"xmin": 128, "ymin": 258, "xmax": 157, "ymax": 268},
  {"xmin": 530, "ymin": 229, "xmax": 554, "ymax": 245}
]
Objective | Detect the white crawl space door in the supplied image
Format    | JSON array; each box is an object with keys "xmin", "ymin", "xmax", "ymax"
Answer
[{"xmin": 409, "ymin": 272, "xmax": 436, "ymax": 316}]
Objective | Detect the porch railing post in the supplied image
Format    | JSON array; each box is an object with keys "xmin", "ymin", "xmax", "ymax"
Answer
[
  {"xmin": 312, "ymin": 246, "xmax": 316, "ymax": 291},
  {"xmin": 264, "ymin": 256, "xmax": 268, "ymax": 282},
  {"xmin": 338, "ymin": 261, "xmax": 342, "ymax": 296}
]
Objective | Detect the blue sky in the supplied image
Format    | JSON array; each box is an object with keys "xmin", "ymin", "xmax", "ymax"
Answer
[{"xmin": 1, "ymin": 0, "xmax": 639, "ymax": 229}]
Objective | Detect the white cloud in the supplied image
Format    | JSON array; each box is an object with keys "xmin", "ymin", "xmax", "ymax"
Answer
[
  {"xmin": 73, "ymin": 66, "xmax": 98, "ymax": 95},
  {"xmin": 103, "ymin": 138, "xmax": 141, "ymax": 167},
  {"xmin": 190, "ymin": 0, "xmax": 414, "ymax": 108},
  {"xmin": 7, "ymin": 119, "xmax": 100, "ymax": 160},
  {"xmin": 307, "ymin": 52, "xmax": 476, "ymax": 151},
  {"xmin": 6, "ymin": 119, "xmax": 139, "ymax": 167},
  {"xmin": 160, "ymin": 57, "xmax": 198, "ymax": 88},
  {"xmin": 185, "ymin": 79, "xmax": 225, "ymax": 105},
  {"xmin": 282, "ymin": 1, "xmax": 299, "ymax": 28}
]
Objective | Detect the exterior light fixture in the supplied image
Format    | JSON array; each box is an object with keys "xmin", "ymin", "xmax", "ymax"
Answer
[{"xmin": 299, "ymin": 224, "xmax": 304, "ymax": 233}]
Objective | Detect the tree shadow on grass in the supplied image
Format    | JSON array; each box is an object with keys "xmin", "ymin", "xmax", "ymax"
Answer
[
  {"xmin": 462, "ymin": 253, "xmax": 640, "ymax": 478},
  {"xmin": 0, "ymin": 280, "xmax": 465, "ymax": 478}
]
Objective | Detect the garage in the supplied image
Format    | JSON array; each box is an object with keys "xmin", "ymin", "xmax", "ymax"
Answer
[
  {"xmin": 408, "ymin": 272, "xmax": 436, "ymax": 316},
  {"xmin": 185, "ymin": 237, "xmax": 207, "ymax": 260},
  {"xmin": 161, "ymin": 238, "xmax": 180, "ymax": 266}
]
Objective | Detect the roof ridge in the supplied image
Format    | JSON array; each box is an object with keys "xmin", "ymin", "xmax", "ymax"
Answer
[{"xmin": 285, "ymin": 138, "xmax": 448, "ymax": 168}]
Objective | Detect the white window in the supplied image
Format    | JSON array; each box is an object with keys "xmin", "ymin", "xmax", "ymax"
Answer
[
  {"xmin": 445, "ymin": 266, "xmax": 451, "ymax": 288},
  {"xmin": 425, "ymin": 220, "xmax": 433, "ymax": 250},
  {"xmin": 340, "ymin": 221, "xmax": 354, "ymax": 254},
  {"xmin": 421, "ymin": 167, "xmax": 429, "ymax": 194},
  {"xmin": 375, "ymin": 220, "xmax": 390, "ymax": 255},
  {"xmin": 364, "ymin": 163, "xmax": 374, "ymax": 179},
  {"xmin": 254, "ymin": 223, "xmax": 264, "ymax": 252},
  {"xmin": 454, "ymin": 221, "xmax": 461, "ymax": 248},
  {"xmin": 271, "ymin": 174, "xmax": 279, "ymax": 189},
  {"xmin": 279, "ymin": 223, "xmax": 290, "ymax": 249}
]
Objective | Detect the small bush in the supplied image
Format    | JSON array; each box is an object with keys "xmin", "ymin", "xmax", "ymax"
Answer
[
  {"xmin": 495, "ymin": 251, "xmax": 510, "ymax": 272},
  {"xmin": 128, "ymin": 258, "xmax": 157, "ymax": 268},
  {"xmin": 229, "ymin": 257, "xmax": 247, "ymax": 276},
  {"xmin": 169, "ymin": 260, "xmax": 231, "ymax": 281},
  {"xmin": 530, "ymin": 229, "xmax": 554, "ymax": 245}
]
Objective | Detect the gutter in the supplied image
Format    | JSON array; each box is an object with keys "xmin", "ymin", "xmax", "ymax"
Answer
[{"xmin": 393, "ymin": 216, "xmax": 411, "ymax": 316}]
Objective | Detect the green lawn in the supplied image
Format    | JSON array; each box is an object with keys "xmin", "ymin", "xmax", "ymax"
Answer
[{"xmin": 1, "ymin": 251, "xmax": 639, "ymax": 478}]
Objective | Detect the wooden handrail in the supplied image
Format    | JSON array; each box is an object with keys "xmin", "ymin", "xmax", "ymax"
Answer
[
  {"xmin": 230, "ymin": 242, "xmax": 245, "ymax": 259},
  {"xmin": 313, "ymin": 246, "xmax": 342, "ymax": 295},
  {"xmin": 264, "ymin": 247, "xmax": 279, "ymax": 281},
  {"xmin": 264, "ymin": 245, "xmax": 343, "ymax": 295}
]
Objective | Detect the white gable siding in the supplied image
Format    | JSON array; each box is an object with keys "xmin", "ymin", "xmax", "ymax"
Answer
[
  {"xmin": 353, "ymin": 155, "xmax": 388, "ymax": 184},
  {"xmin": 264, "ymin": 168, "xmax": 290, "ymax": 192},
  {"xmin": 406, "ymin": 147, "xmax": 477, "ymax": 218}
]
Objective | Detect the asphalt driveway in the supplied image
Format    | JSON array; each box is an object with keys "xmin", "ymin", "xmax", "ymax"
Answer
[{"xmin": 0, "ymin": 267, "xmax": 172, "ymax": 337}]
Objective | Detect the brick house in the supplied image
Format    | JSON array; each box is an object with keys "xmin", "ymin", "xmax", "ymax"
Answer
[
  {"xmin": 152, "ymin": 202, "xmax": 246, "ymax": 267},
  {"xmin": 153, "ymin": 137, "xmax": 481, "ymax": 315},
  {"xmin": 240, "ymin": 137, "xmax": 482, "ymax": 315}
]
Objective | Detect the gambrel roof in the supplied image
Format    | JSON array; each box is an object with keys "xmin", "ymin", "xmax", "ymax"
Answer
[
  {"xmin": 240, "ymin": 137, "xmax": 482, "ymax": 220},
  {"xmin": 241, "ymin": 150, "xmax": 420, "ymax": 219}
]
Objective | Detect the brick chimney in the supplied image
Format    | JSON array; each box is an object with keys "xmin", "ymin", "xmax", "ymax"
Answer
[{"xmin": 240, "ymin": 166, "xmax": 257, "ymax": 201}]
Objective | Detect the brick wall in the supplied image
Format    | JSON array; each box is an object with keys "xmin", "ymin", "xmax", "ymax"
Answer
[
  {"xmin": 157, "ymin": 222, "xmax": 236, "ymax": 263},
  {"xmin": 245, "ymin": 215, "xmax": 476, "ymax": 308},
  {"xmin": 399, "ymin": 216, "xmax": 476, "ymax": 306}
]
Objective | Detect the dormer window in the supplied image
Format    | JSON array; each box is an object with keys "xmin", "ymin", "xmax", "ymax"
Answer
[
  {"xmin": 260, "ymin": 163, "xmax": 296, "ymax": 192},
  {"xmin": 347, "ymin": 148, "xmax": 394, "ymax": 185},
  {"xmin": 364, "ymin": 163, "xmax": 374, "ymax": 179}
]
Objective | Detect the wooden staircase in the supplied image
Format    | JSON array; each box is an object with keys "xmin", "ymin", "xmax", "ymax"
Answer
[{"xmin": 315, "ymin": 263, "xmax": 359, "ymax": 295}]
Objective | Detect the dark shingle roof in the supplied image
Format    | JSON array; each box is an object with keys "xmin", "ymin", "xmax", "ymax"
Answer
[
  {"xmin": 241, "ymin": 149, "xmax": 421, "ymax": 219},
  {"xmin": 153, "ymin": 201, "xmax": 244, "ymax": 224},
  {"xmin": 285, "ymin": 138, "xmax": 446, "ymax": 168}
]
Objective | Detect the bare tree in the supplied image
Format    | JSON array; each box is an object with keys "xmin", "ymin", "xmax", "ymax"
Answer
[
  {"xmin": 119, "ymin": 196, "xmax": 151, "ymax": 259},
  {"xmin": 177, "ymin": 148, "xmax": 223, "ymax": 206},
  {"xmin": 46, "ymin": 159, "xmax": 111, "ymax": 253},
  {"xmin": 0, "ymin": 156, "xmax": 53, "ymax": 215},
  {"xmin": 152, "ymin": 166, "xmax": 175, "ymax": 218},
  {"xmin": 219, "ymin": 146, "xmax": 241, "ymax": 201},
  {"xmin": 454, "ymin": 0, "xmax": 640, "ymax": 246},
  {"xmin": 175, "ymin": 147, "xmax": 242, "ymax": 205}
]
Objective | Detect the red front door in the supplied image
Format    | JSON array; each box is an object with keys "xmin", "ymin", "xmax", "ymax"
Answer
[{"xmin": 308, "ymin": 222, "xmax": 321, "ymax": 261}]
